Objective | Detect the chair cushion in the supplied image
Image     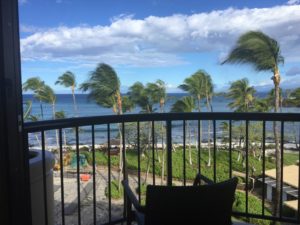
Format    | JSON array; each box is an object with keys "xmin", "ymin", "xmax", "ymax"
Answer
[{"xmin": 145, "ymin": 177, "xmax": 238, "ymax": 225}]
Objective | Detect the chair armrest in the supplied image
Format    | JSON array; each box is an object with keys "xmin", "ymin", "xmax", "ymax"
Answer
[
  {"xmin": 122, "ymin": 180, "xmax": 146, "ymax": 213},
  {"xmin": 193, "ymin": 173, "xmax": 214, "ymax": 186}
]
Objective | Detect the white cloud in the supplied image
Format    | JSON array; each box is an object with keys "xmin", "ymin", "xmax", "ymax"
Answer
[
  {"xmin": 20, "ymin": 5, "xmax": 300, "ymax": 67},
  {"xmin": 287, "ymin": 0, "xmax": 300, "ymax": 5}
]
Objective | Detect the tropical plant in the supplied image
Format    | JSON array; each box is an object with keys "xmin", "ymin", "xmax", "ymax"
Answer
[
  {"xmin": 23, "ymin": 100, "xmax": 32, "ymax": 121},
  {"xmin": 226, "ymin": 78, "xmax": 256, "ymax": 112},
  {"xmin": 22, "ymin": 77, "xmax": 45, "ymax": 119},
  {"xmin": 128, "ymin": 82, "xmax": 154, "ymax": 113},
  {"xmin": 146, "ymin": 79, "xmax": 167, "ymax": 113},
  {"xmin": 55, "ymin": 71, "xmax": 78, "ymax": 116},
  {"xmin": 222, "ymin": 31, "xmax": 284, "ymax": 216},
  {"xmin": 203, "ymin": 72, "xmax": 214, "ymax": 166},
  {"xmin": 55, "ymin": 111, "xmax": 67, "ymax": 146},
  {"xmin": 38, "ymin": 85, "xmax": 58, "ymax": 148},
  {"xmin": 179, "ymin": 71, "xmax": 205, "ymax": 112},
  {"xmin": 80, "ymin": 63, "xmax": 123, "ymax": 189},
  {"xmin": 171, "ymin": 96, "xmax": 195, "ymax": 166},
  {"xmin": 28, "ymin": 115, "xmax": 42, "ymax": 148}
]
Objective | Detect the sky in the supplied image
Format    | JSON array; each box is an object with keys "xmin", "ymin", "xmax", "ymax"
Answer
[{"xmin": 19, "ymin": 0, "xmax": 300, "ymax": 93}]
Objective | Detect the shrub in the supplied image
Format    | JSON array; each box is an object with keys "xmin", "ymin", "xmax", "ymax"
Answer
[{"xmin": 105, "ymin": 180, "xmax": 123, "ymax": 199}]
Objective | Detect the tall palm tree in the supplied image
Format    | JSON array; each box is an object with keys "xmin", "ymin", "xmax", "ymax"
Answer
[
  {"xmin": 39, "ymin": 85, "xmax": 59, "ymax": 148},
  {"xmin": 23, "ymin": 100, "xmax": 32, "ymax": 121},
  {"xmin": 55, "ymin": 71, "xmax": 78, "ymax": 116},
  {"xmin": 128, "ymin": 82, "xmax": 154, "ymax": 113},
  {"xmin": 179, "ymin": 71, "xmax": 206, "ymax": 165},
  {"xmin": 171, "ymin": 96, "xmax": 195, "ymax": 166},
  {"xmin": 146, "ymin": 79, "xmax": 167, "ymax": 113},
  {"xmin": 179, "ymin": 71, "xmax": 205, "ymax": 112},
  {"xmin": 222, "ymin": 31, "xmax": 284, "ymax": 217},
  {"xmin": 80, "ymin": 63, "xmax": 123, "ymax": 189},
  {"xmin": 226, "ymin": 78, "xmax": 256, "ymax": 112},
  {"xmin": 128, "ymin": 82, "xmax": 156, "ymax": 183},
  {"xmin": 23, "ymin": 77, "xmax": 45, "ymax": 119},
  {"xmin": 203, "ymin": 72, "xmax": 214, "ymax": 166},
  {"xmin": 267, "ymin": 88, "xmax": 283, "ymax": 112},
  {"xmin": 55, "ymin": 111, "xmax": 67, "ymax": 146}
]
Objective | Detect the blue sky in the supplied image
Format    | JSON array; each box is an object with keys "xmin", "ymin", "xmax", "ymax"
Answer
[{"xmin": 19, "ymin": 0, "xmax": 300, "ymax": 93}]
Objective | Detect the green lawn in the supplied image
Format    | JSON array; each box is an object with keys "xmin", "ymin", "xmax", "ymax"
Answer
[
  {"xmin": 78, "ymin": 148, "xmax": 298, "ymax": 225},
  {"xmin": 81, "ymin": 147, "xmax": 298, "ymax": 182}
]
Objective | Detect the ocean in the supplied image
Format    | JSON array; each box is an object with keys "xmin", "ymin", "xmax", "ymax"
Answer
[{"xmin": 23, "ymin": 94, "xmax": 300, "ymax": 147}]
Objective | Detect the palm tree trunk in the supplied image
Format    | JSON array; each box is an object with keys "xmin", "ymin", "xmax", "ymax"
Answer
[
  {"xmin": 206, "ymin": 97, "xmax": 212, "ymax": 167},
  {"xmin": 39, "ymin": 100, "xmax": 44, "ymax": 119},
  {"xmin": 187, "ymin": 121, "xmax": 192, "ymax": 165},
  {"xmin": 161, "ymin": 147, "xmax": 165, "ymax": 185},
  {"xmin": 116, "ymin": 92, "xmax": 124, "ymax": 190},
  {"xmin": 273, "ymin": 72, "xmax": 281, "ymax": 219},
  {"xmin": 72, "ymin": 86, "xmax": 78, "ymax": 117},
  {"xmin": 35, "ymin": 133, "xmax": 42, "ymax": 148},
  {"xmin": 144, "ymin": 121, "xmax": 152, "ymax": 183},
  {"xmin": 52, "ymin": 103, "xmax": 59, "ymax": 149},
  {"xmin": 197, "ymin": 96, "xmax": 202, "ymax": 153}
]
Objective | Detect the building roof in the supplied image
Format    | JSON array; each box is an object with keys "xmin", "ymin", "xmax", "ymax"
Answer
[
  {"xmin": 265, "ymin": 165, "xmax": 299, "ymax": 189},
  {"xmin": 284, "ymin": 200, "xmax": 298, "ymax": 211}
]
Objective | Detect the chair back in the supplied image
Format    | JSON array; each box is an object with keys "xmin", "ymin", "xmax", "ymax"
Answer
[{"xmin": 145, "ymin": 177, "xmax": 238, "ymax": 225}]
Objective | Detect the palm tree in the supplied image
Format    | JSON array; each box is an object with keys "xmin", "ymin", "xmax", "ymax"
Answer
[
  {"xmin": 128, "ymin": 82, "xmax": 156, "ymax": 183},
  {"xmin": 171, "ymin": 96, "xmax": 195, "ymax": 166},
  {"xmin": 121, "ymin": 96, "xmax": 134, "ymax": 113},
  {"xmin": 80, "ymin": 63, "xmax": 123, "ymax": 189},
  {"xmin": 55, "ymin": 71, "xmax": 78, "ymax": 116},
  {"xmin": 128, "ymin": 82, "xmax": 154, "ymax": 113},
  {"xmin": 23, "ymin": 100, "xmax": 32, "ymax": 121},
  {"xmin": 267, "ymin": 88, "xmax": 283, "ymax": 111},
  {"xmin": 55, "ymin": 111, "xmax": 67, "ymax": 146},
  {"xmin": 222, "ymin": 31, "xmax": 284, "ymax": 217},
  {"xmin": 146, "ymin": 79, "xmax": 167, "ymax": 113},
  {"xmin": 28, "ymin": 115, "xmax": 42, "ymax": 148},
  {"xmin": 226, "ymin": 78, "xmax": 256, "ymax": 112},
  {"xmin": 179, "ymin": 71, "xmax": 206, "ymax": 165},
  {"xmin": 23, "ymin": 77, "xmax": 45, "ymax": 119},
  {"xmin": 203, "ymin": 72, "xmax": 214, "ymax": 166},
  {"xmin": 179, "ymin": 71, "xmax": 205, "ymax": 112},
  {"xmin": 39, "ymin": 85, "xmax": 58, "ymax": 148}
]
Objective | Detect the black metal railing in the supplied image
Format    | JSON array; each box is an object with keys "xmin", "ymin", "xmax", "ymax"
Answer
[{"xmin": 24, "ymin": 112, "xmax": 300, "ymax": 225}]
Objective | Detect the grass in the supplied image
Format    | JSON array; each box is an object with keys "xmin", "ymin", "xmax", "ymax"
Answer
[
  {"xmin": 82, "ymin": 148, "xmax": 298, "ymax": 182},
  {"xmin": 105, "ymin": 180, "xmax": 123, "ymax": 199},
  {"xmin": 233, "ymin": 191, "xmax": 272, "ymax": 225}
]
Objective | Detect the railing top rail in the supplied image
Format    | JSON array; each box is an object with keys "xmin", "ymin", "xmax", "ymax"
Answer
[{"xmin": 23, "ymin": 112, "xmax": 300, "ymax": 132}]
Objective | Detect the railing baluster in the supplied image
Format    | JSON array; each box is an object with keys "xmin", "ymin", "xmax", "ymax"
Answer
[
  {"xmin": 59, "ymin": 129, "xmax": 65, "ymax": 225},
  {"xmin": 280, "ymin": 121, "xmax": 284, "ymax": 219},
  {"xmin": 122, "ymin": 122, "xmax": 126, "ymax": 220},
  {"xmin": 107, "ymin": 124, "xmax": 112, "ymax": 223},
  {"xmin": 41, "ymin": 131, "xmax": 48, "ymax": 225},
  {"xmin": 213, "ymin": 120, "xmax": 216, "ymax": 183},
  {"xmin": 167, "ymin": 120, "xmax": 172, "ymax": 186},
  {"xmin": 183, "ymin": 120, "xmax": 186, "ymax": 186},
  {"xmin": 198, "ymin": 120, "xmax": 201, "ymax": 175},
  {"xmin": 152, "ymin": 121, "xmax": 155, "ymax": 185},
  {"xmin": 137, "ymin": 122, "xmax": 141, "ymax": 202},
  {"xmin": 75, "ymin": 126, "xmax": 81, "ymax": 225},
  {"xmin": 262, "ymin": 121, "xmax": 266, "ymax": 216},
  {"xmin": 92, "ymin": 125, "xmax": 96, "ymax": 225},
  {"xmin": 298, "ymin": 123, "xmax": 300, "ymax": 222},
  {"xmin": 229, "ymin": 120, "xmax": 232, "ymax": 179},
  {"xmin": 245, "ymin": 121, "xmax": 249, "ymax": 216}
]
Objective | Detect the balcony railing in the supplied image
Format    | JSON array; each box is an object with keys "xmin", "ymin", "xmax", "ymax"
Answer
[{"xmin": 24, "ymin": 112, "xmax": 300, "ymax": 225}]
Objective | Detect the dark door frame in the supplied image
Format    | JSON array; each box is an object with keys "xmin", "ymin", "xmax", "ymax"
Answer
[{"xmin": 0, "ymin": 0, "xmax": 32, "ymax": 224}]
